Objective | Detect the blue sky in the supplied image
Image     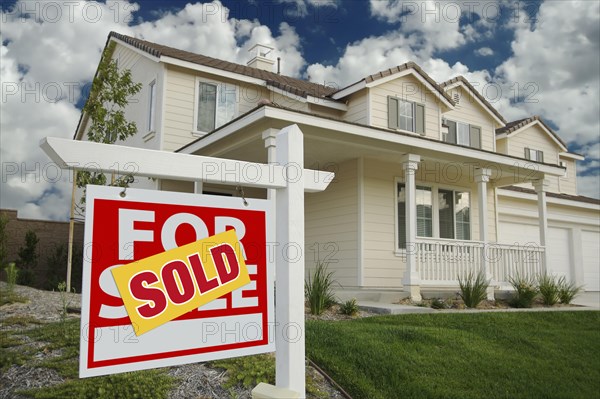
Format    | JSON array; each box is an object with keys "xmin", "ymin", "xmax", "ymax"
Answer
[{"xmin": 1, "ymin": 0, "xmax": 599, "ymax": 220}]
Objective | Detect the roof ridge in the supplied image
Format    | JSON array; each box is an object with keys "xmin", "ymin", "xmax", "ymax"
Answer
[{"xmin": 108, "ymin": 31, "xmax": 338, "ymax": 99}]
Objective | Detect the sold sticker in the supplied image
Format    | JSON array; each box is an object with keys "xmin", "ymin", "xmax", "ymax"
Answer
[{"xmin": 111, "ymin": 229, "xmax": 250, "ymax": 336}]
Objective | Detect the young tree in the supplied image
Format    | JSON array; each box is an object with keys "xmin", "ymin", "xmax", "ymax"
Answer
[
  {"xmin": 76, "ymin": 41, "xmax": 142, "ymax": 199},
  {"xmin": 68, "ymin": 41, "xmax": 142, "ymax": 291}
]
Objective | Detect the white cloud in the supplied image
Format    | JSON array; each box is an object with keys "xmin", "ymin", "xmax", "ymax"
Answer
[
  {"xmin": 132, "ymin": 2, "xmax": 305, "ymax": 77},
  {"xmin": 495, "ymin": 0, "xmax": 600, "ymax": 196},
  {"xmin": 577, "ymin": 174, "xmax": 600, "ymax": 199},
  {"xmin": 0, "ymin": 0, "xmax": 307, "ymax": 221},
  {"xmin": 475, "ymin": 47, "xmax": 494, "ymax": 56},
  {"xmin": 275, "ymin": 0, "xmax": 338, "ymax": 17}
]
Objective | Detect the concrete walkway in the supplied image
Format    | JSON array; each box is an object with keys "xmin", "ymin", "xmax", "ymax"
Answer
[{"xmin": 358, "ymin": 291, "xmax": 600, "ymax": 315}]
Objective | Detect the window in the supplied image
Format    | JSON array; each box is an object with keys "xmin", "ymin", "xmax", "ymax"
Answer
[
  {"xmin": 524, "ymin": 148, "xmax": 544, "ymax": 162},
  {"xmin": 148, "ymin": 80, "xmax": 156, "ymax": 132},
  {"xmin": 397, "ymin": 184, "xmax": 433, "ymax": 248},
  {"xmin": 196, "ymin": 81, "xmax": 236, "ymax": 133},
  {"xmin": 438, "ymin": 189, "xmax": 470, "ymax": 240},
  {"xmin": 388, "ymin": 97, "xmax": 425, "ymax": 134},
  {"xmin": 443, "ymin": 119, "xmax": 481, "ymax": 148},
  {"xmin": 397, "ymin": 182, "xmax": 471, "ymax": 249}
]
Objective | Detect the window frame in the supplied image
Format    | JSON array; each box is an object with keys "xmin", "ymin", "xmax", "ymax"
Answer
[
  {"xmin": 193, "ymin": 78, "xmax": 238, "ymax": 135},
  {"xmin": 388, "ymin": 96, "xmax": 425, "ymax": 135},
  {"xmin": 524, "ymin": 147, "xmax": 544, "ymax": 162},
  {"xmin": 147, "ymin": 79, "xmax": 157, "ymax": 134},
  {"xmin": 443, "ymin": 119, "xmax": 482, "ymax": 149},
  {"xmin": 394, "ymin": 177, "xmax": 473, "ymax": 253}
]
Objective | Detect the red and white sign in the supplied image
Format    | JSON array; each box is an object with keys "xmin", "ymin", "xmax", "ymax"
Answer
[{"xmin": 79, "ymin": 185, "xmax": 274, "ymax": 377}]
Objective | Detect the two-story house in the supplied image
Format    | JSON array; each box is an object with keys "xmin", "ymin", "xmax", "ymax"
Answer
[{"xmin": 75, "ymin": 32, "xmax": 600, "ymax": 301}]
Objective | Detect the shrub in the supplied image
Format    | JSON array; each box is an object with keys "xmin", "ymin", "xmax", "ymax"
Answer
[
  {"xmin": 305, "ymin": 262, "xmax": 336, "ymax": 315},
  {"xmin": 457, "ymin": 270, "xmax": 489, "ymax": 308},
  {"xmin": 430, "ymin": 297, "xmax": 450, "ymax": 309},
  {"xmin": 17, "ymin": 230, "xmax": 39, "ymax": 286},
  {"xmin": 558, "ymin": 277, "xmax": 582, "ymax": 304},
  {"xmin": 46, "ymin": 243, "xmax": 84, "ymax": 292},
  {"xmin": 212, "ymin": 354, "xmax": 275, "ymax": 389},
  {"xmin": 4, "ymin": 262, "xmax": 18, "ymax": 294},
  {"xmin": 340, "ymin": 298, "xmax": 359, "ymax": 316},
  {"xmin": 509, "ymin": 273, "xmax": 538, "ymax": 308},
  {"xmin": 538, "ymin": 273, "xmax": 561, "ymax": 306},
  {"xmin": 0, "ymin": 214, "xmax": 8, "ymax": 268}
]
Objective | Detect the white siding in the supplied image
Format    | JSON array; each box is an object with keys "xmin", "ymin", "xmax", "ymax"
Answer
[
  {"xmin": 305, "ymin": 159, "xmax": 359, "ymax": 288},
  {"xmin": 558, "ymin": 157, "xmax": 577, "ymax": 195},
  {"xmin": 506, "ymin": 124, "xmax": 562, "ymax": 193},
  {"xmin": 112, "ymin": 44, "xmax": 163, "ymax": 153},
  {"xmin": 342, "ymin": 90, "xmax": 369, "ymax": 124},
  {"xmin": 442, "ymin": 85, "xmax": 496, "ymax": 151},
  {"xmin": 370, "ymin": 75, "xmax": 441, "ymax": 140}
]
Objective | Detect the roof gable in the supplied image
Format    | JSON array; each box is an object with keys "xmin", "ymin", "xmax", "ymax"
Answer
[
  {"xmin": 440, "ymin": 76, "xmax": 506, "ymax": 125},
  {"xmin": 496, "ymin": 116, "xmax": 568, "ymax": 151},
  {"xmin": 331, "ymin": 62, "xmax": 455, "ymax": 108}
]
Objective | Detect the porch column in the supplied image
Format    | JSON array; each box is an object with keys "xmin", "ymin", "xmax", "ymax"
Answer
[
  {"xmin": 401, "ymin": 154, "xmax": 421, "ymax": 301},
  {"xmin": 533, "ymin": 179, "xmax": 550, "ymax": 272},
  {"xmin": 263, "ymin": 129, "xmax": 278, "ymax": 201},
  {"xmin": 475, "ymin": 168, "xmax": 494, "ymax": 300}
]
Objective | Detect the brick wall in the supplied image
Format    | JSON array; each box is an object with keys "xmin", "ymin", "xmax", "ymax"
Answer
[{"xmin": 1, "ymin": 209, "xmax": 85, "ymax": 289}]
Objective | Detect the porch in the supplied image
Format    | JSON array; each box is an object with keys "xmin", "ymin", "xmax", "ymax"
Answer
[{"xmin": 177, "ymin": 109, "xmax": 566, "ymax": 300}]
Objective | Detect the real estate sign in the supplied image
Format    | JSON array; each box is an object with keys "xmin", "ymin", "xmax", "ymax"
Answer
[{"xmin": 79, "ymin": 185, "xmax": 274, "ymax": 377}]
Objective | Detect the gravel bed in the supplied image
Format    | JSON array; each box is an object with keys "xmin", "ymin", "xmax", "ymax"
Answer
[{"xmin": 1, "ymin": 283, "xmax": 348, "ymax": 398}]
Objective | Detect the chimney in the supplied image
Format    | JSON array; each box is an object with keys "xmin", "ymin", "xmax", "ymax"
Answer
[{"xmin": 247, "ymin": 44, "xmax": 275, "ymax": 72}]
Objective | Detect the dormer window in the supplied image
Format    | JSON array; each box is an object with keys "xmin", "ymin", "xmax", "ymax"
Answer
[
  {"xmin": 525, "ymin": 148, "xmax": 544, "ymax": 162},
  {"xmin": 388, "ymin": 96, "xmax": 425, "ymax": 135},
  {"xmin": 442, "ymin": 120, "xmax": 481, "ymax": 149}
]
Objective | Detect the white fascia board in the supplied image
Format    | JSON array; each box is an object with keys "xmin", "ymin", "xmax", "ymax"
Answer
[
  {"xmin": 179, "ymin": 107, "xmax": 267, "ymax": 154},
  {"xmin": 330, "ymin": 81, "xmax": 366, "ymax": 100},
  {"xmin": 110, "ymin": 38, "xmax": 161, "ymax": 63},
  {"xmin": 443, "ymin": 81, "xmax": 505, "ymax": 126},
  {"xmin": 263, "ymin": 107, "xmax": 563, "ymax": 176},
  {"xmin": 497, "ymin": 188, "xmax": 600, "ymax": 211},
  {"xmin": 306, "ymin": 96, "xmax": 348, "ymax": 111},
  {"xmin": 180, "ymin": 105, "xmax": 565, "ymax": 176},
  {"xmin": 161, "ymin": 55, "xmax": 265, "ymax": 86},
  {"xmin": 559, "ymin": 152, "xmax": 585, "ymax": 161},
  {"xmin": 267, "ymin": 85, "xmax": 308, "ymax": 103},
  {"xmin": 508, "ymin": 121, "xmax": 568, "ymax": 152},
  {"xmin": 496, "ymin": 133, "xmax": 508, "ymax": 140}
]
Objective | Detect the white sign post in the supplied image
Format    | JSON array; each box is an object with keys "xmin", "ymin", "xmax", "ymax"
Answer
[{"xmin": 41, "ymin": 124, "xmax": 332, "ymax": 397}]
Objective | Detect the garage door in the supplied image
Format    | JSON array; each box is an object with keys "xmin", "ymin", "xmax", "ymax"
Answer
[
  {"xmin": 498, "ymin": 222, "xmax": 571, "ymax": 280},
  {"xmin": 582, "ymin": 230, "xmax": 600, "ymax": 291}
]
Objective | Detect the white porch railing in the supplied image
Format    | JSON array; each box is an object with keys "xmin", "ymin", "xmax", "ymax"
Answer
[
  {"xmin": 414, "ymin": 238, "xmax": 545, "ymax": 285},
  {"xmin": 487, "ymin": 243, "xmax": 545, "ymax": 286}
]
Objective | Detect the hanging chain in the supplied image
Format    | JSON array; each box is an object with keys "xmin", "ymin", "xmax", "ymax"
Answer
[{"xmin": 236, "ymin": 186, "xmax": 249, "ymax": 206}]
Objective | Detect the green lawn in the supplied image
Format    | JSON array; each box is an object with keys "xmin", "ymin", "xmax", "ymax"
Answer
[{"xmin": 306, "ymin": 311, "xmax": 600, "ymax": 399}]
